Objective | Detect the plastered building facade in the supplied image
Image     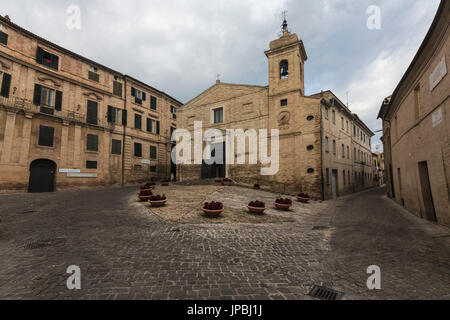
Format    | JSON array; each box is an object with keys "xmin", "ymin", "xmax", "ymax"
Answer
[{"xmin": 0, "ymin": 16, "xmax": 181, "ymax": 193}]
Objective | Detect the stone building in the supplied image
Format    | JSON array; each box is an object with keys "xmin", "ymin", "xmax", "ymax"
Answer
[
  {"xmin": 372, "ymin": 152, "xmax": 385, "ymax": 186},
  {"xmin": 0, "ymin": 15, "xmax": 181, "ymax": 193},
  {"xmin": 178, "ymin": 21, "xmax": 375, "ymax": 199},
  {"xmin": 378, "ymin": 0, "xmax": 449, "ymax": 227}
]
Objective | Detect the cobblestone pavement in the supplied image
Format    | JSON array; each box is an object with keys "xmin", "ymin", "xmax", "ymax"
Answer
[{"xmin": 0, "ymin": 185, "xmax": 448, "ymax": 300}]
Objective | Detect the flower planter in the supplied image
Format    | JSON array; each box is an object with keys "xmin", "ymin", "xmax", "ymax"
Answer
[
  {"xmin": 149, "ymin": 199, "xmax": 167, "ymax": 207},
  {"xmin": 139, "ymin": 195, "xmax": 153, "ymax": 202},
  {"xmin": 274, "ymin": 203, "xmax": 292, "ymax": 210},
  {"xmin": 296, "ymin": 196, "xmax": 310, "ymax": 203},
  {"xmin": 202, "ymin": 208, "xmax": 224, "ymax": 216},
  {"xmin": 161, "ymin": 181, "xmax": 170, "ymax": 186},
  {"xmin": 140, "ymin": 188, "xmax": 153, "ymax": 193},
  {"xmin": 223, "ymin": 179, "xmax": 232, "ymax": 186},
  {"xmin": 247, "ymin": 205, "xmax": 266, "ymax": 214}
]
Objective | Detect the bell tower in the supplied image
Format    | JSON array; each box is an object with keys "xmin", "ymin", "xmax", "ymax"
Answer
[{"xmin": 265, "ymin": 17, "xmax": 307, "ymax": 98}]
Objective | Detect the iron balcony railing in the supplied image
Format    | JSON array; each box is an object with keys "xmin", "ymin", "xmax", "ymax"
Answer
[{"xmin": 0, "ymin": 95, "xmax": 110, "ymax": 128}]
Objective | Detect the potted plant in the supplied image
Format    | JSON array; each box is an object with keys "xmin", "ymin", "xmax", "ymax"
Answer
[
  {"xmin": 215, "ymin": 179, "xmax": 223, "ymax": 186},
  {"xmin": 254, "ymin": 184, "xmax": 261, "ymax": 190},
  {"xmin": 296, "ymin": 193, "xmax": 310, "ymax": 203},
  {"xmin": 161, "ymin": 180, "xmax": 170, "ymax": 186},
  {"xmin": 149, "ymin": 194, "xmax": 167, "ymax": 207},
  {"xmin": 202, "ymin": 201, "xmax": 224, "ymax": 216},
  {"xmin": 247, "ymin": 200, "xmax": 266, "ymax": 214},
  {"xmin": 274, "ymin": 198, "xmax": 293, "ymax": 210},
  {"xmin": 223, "ymin": 178, "xmax": 233, "ymax": 186},
  {"xmin": 140, "ymin": 183, "xmax": 154, "ymax": 192},
  {"xmin": 138, "ymin": 189, "xmax": 153, "ymax": 201}
]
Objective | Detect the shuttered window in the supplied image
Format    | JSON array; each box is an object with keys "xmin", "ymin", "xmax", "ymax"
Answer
[
  {"xmin": 150, "ymin": 146, "xmax": 157, "ymax": 160},
  {"xmin": 0, "ymin": 72, "xmax": 11, "ymax": 98},
  {"xmin": 135, "ymin": 114, "xmax": 142, "ymax": 129},
  {"xmin": 150, "ymin": 96, "xmax": 157, "ymax": 110},
  {"xmin": 86, "ymin": 161, "xmax": 98, "ymax": 169},
  {"xmin": 88, "ymin": 71, "xmax": 99, "ymax": 82},
  {"xmin": 112, "ymin": 139, "xmax": 122, "ymax": 155},
  {"xmin": 113, "ymin": 81, "xmax": 122, "ymax": 97},
  {"xmin": 86, "ymin": 100, "xmax": 98, "ymax": 125},
  {"xmin": 0, "ymin": 31, "xmax": 8, "ymax": 45},
  {"xmin": 38, "ymin": 125, "xmax": 54, "ymax": 147},
  {"xmin": 86, "ymin": 134, "xmax": 99, "ymax": 152},
  {"xmin": 36, "ymin": 47, "xmax": 59, "ymax": 70},
  {"xmin": 107, "ymin": 106, "xmax": 122, "ymax": 124},
  {"xmin": 156, "ymin": 121, "xmax": 160, "ymax": 135},
  {"xmin": 134, "ymin": 143, "xmax": 142, "ymax": 157}
]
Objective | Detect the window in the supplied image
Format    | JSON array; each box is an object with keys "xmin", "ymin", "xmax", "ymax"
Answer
[
  {"xmin": 32, "ymin": 84, "xmax": 63, "ymax": 113},
  {"xmin": 170, "ymin": 126, "xmax": 176, "ymax": 138},
  {"xmin": 86, "ymin": 134, "xmax": 99, "ymax": 152},
  {"xmin": 325, "ymin": 137, "xmax": 329, "ymax": 152},
  {"xmin": 86, "ymin": 100, "xmax": 98, "ymax": 125},
  {"xmin": 36, "ymin": 47, "xmax": 59, "ymax": 70},
  {"xmin": 213, "ymin": 108, "xmax": 224, "ymax": 124},
  {"xmin": 341, "ymin": 117, "xmax": 344, "ymax": 130},
  {"xmin": 88, "ymin": 66, "xmax": 99, "ymax": 82},
  {"xmin": 150, "ymin": 96, "xmax": 157, "ymax": 110},
  {"xmin": 332, "ymin": 110, "xmax": 336, "ymax": 124},
  {"xmin": 414, "ymin": 84, "xmax": 422, "ymax": 120},
  {"xmin": 150, "ymin": 166, "xmax": 157, "ymax": 173},
  {"xmin": 343, "ymin": 170, "xmax": 346, "ymax": 186},
  {"xmin": 332, "ymin": 140, "xmax": 336, "ymax": 155},
  {"xmin": 107, "ymin": 106, "xmax": 122, "ymax": 125},
  {"xmin": 147, "ymin": 118, "xmax": 160, "ymax": 134},
  {"xmin": 326, "ymin": 168, "xmax": 330, "ymax": 184},
  {"xmin": 135, "ymin": 114, "xmax": 142, "ymax": 129},
  {"xmin": 324, "ymin": 107, "xmax": 329, "ymax": 120},
  {"xmin": 134, "ymin": 143, "xmax": 142, "ymax": 157},
  {"xmin": 0, "ymin": 72, "xmax": 11, "ymax": 98},
  {"xmin": 346, "ymin": 121, "xmax": 349, "ymax": 133},
  {"xmin": 38, "ymin": 125, "xmax": 54, "ymax": 147},
  {"xmin": 280, "ymin": 99, "xmax": 288, "ymax": 107},
  {"xmin": 348, "ymin": 171, "xmax": 351, "ymax": 185},
  {"xmin": 112, "ymin": 139, "xmax": 122, "ymax": 155},
  {"xmin": 342, "ymin": 144, "xmax": 345, "ymax": 158},
  {"xmin": 113, "ymin": 80, "xmax": 123, "ymax": 97},
  {"xmin": 86, "ymin": 161, "xmax": 98, "ymax": 169},
  {"xmin": 354, "ymin": 148, "xmax": 356, "ymax": 161},
  {"xmin": 279, "ymin": 60, "xmax": 289, "ymax": 79},
  {"xmin": 131, "ymin": 87, "xmax": 145, "ymax": 105},
  {"xmin": 347, "ymin": 146, "xmax": 350, "ymax": 159},
  {"xmin": 150, "ymin": 146, "xmax": 157, "ymax": 160},
  {"xmin": 171, "ymin": 105, "xmax": 176, "ymax": 119},
  {"xmin": 353, "ymin": 125, "xmax": 356, "ymax": 137},
  {"xmin": 0, "ymin": 31, "xmax": 8, "ymax": 46}
]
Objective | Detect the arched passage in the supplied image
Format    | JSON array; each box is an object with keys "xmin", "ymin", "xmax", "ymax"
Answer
[{"xmin": 28, "ymin": 159, "xmax": 56, "ymax": 193}]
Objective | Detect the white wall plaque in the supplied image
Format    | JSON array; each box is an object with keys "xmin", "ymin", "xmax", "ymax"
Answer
[
  {"xmin": 67, "ymin": 173, "xmax": 98, "ymax": 178},
  {"xmin": 141, "ymin": 159, "xmax": 151, "ymax": 165},
  {"xmin": 432, "ymin": 107, "xmax": 443, "ymax": 128},
  {"xmin": 429, "ymin": 56, "xmax": 447, "ymax": 91},
  {"xmin": 59, "ymin": 169, "xmax": 81, "ymax": 173}
]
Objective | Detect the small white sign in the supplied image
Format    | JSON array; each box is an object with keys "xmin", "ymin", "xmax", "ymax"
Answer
[
  {"xmin": 432, "ymin": 107, "xmax": 443, "ymax": 128},
  {"xmin": 59, "ymin": 169, "xmax": 81, "ymax": 173},
  {"xmin": 141, "ymin": 159, "xmax": 151, "ymax": 165},
  {"xmin": 429, "ymin": 56, "xmax": 447, "ymax": 91},
  {"xmin": 67, "ymin": 173, "xmax": 98, "ymax": 178}
]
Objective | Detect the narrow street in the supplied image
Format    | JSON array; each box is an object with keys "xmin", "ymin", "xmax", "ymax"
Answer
[{"xmin": 0, "ymin": 186, "xmax": 448, "ymax": 300}]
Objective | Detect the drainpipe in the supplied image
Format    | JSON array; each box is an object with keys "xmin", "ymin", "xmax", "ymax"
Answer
[
  {"xmin": 121, "ymin": 77, "xmax": 127, "ymax": 186},
  {"xmin": 320, "ymin": 101, "xmax": 325, "ymax": 201}
]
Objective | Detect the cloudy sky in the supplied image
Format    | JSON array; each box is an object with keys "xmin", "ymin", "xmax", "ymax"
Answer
[{"xmin": 1, "ymin": 0, "xmax": 441, "ymax": 151}]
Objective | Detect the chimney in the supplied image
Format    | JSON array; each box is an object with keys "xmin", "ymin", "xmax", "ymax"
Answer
[{"xmin": 4, "ymin": 15, "xmax": 11, "ymax": 22}]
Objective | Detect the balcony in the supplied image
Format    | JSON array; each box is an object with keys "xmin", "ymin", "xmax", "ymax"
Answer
[{"xmin": 0, "ymin": 96, "xmax": 108, "ymax": 128}]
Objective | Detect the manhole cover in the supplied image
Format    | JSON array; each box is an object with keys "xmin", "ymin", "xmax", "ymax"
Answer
[
  {"xmin": 313, "ymin": 226, "xmax": 329, "ymax": 230},
  {"xmin": 24, "ymin": 238, "xmax": 67, "ymax": 250},
  {"xmin": 308, "ymin": 285, "xmax": 344, "ymax": 300}
]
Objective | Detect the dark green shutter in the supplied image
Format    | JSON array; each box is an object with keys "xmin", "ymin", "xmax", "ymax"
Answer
[
  {"xmin": 55, "ymin": 90, "xmax": 63, "ymax": 111},
  {"xmin": 33, "ymin": 84, "xmax": 42, "ymax": 106},
  {"xmin": 146, "ymin": 118, "xmax": 151, "ymax": 132},
  {"xmin": 0, "ymin": 31, "xmax": 8, "ymax": 45},
  {"xmin": 50, "ymin": 55, "xmax": 59, "ymax": 70},
  {"xmin": 156, "ymin": 121, "xmax": 160, "ymax": 135},
  {"xmin": 86, "ymin": 100, "xmax": 98, "ymax": 125},
  {"xmin": 0, "ymin": 73, "xmax": 11, "ymax": 98},
  {"xmin": 142, "ymin": 92, "xmax": 146, "ymax": 101},
  {"xmin": 107, "ymin": 106, "xmax": 113, "ymax": 123},
  {"xmin": 131, "ymin": 87, "xmax": 136, "ymax": 97},
  {"xmin": 122, "ymin": 109, "xmax": 127, "ymax": 126},
  {"xmin": 36, "ymin": 47, "xmax": 43, "ymax": 64}
]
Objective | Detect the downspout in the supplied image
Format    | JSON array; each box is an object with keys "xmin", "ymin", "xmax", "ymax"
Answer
[
  {"xmin": 319, "ymin": 101, "xmax": 325, "ymax": 201},
  {"xmin": 121, "ymin": 77, "xmax": 127, "ymax": 186}
]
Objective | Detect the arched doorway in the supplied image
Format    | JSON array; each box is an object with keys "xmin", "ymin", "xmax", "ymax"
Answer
[{"xmin": 28, "ymin": 159, "xmax": 56, "ymax": 193}]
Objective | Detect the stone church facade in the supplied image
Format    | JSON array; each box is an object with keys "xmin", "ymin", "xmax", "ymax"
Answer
[{"xmin": 178, "ymin": 22, "xmax": 375, "ymax": 199}]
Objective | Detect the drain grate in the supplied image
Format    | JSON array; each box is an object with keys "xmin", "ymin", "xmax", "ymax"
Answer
[
  {"xmin": 313, "ymin": 226, "xmax": 329, "ymax": 230},
  {"xmin": 308, "ymin": 285, "xmax": 343, "ymax": 300},
  {"xmin": 24, "ymin": 238, "xmax": 67, "ymax": 250}
]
